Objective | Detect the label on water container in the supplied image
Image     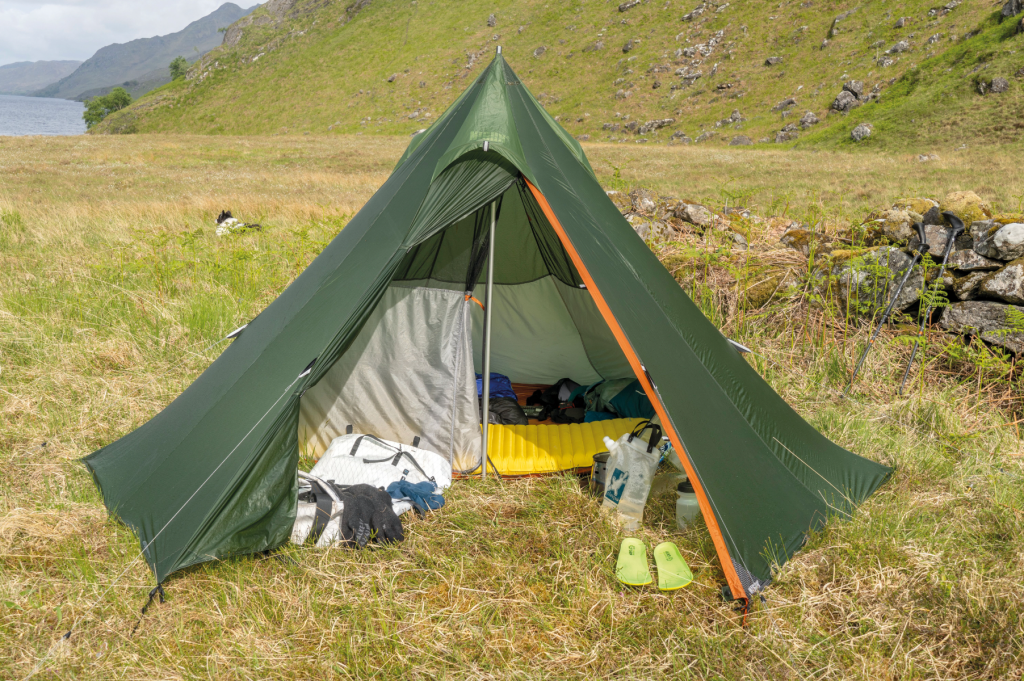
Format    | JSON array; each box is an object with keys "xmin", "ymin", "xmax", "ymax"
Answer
[{"xmin": 604, "ymin": 468, "xmax": 629, "ymax": 504}]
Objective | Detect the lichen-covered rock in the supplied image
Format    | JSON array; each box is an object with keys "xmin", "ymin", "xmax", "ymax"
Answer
[
  {"xmin": 969, "ymin": 219, "xmax": 998, "ymax": 243},
  {"xmin": 833, "ymin": 246, "xmax": 923, "ymax": 315},
  {"xmin": 979, "ymin": 258, "xmax": 1024, "ymax": 304},
  {"xmin": 851, "ymin": 123, "xmax": 874, "ymax": 141},
  {"xmin": 974, "ymin": 223, "xmax": 1024, "ymax": 261},
  {"xmin": 674, "ymin": 202, "xmax": 714, "ymax": 227},
  {"xmin": 910, "ymin": 223, "xmax": 971, "ymax": 255},
  {"xmin": 953, "ymin": 271, "xmax": 988, "ymax": 300},
  {"xmin": 940, "ymin": 190, "xmax": 992, "ymax": 227},
  {"xmin": 874, "ymin": 208, "xmax": 924, "ymax": 244},
  {"xmin": 629, "ymin": 188, "xmax": 657, "ymax": 214},
  {"xmin": 799, "ymin": 111, "xmax": 819, "ymax": 128},
  {"xmin": 626, "ymin": 214, "xmax": 675, "ymax": 241},
  {"xmin": 947, "ymin": 249, "xmax": 1002, "ymax": 271},
  {"xmin": 941, "ymin": 301, "xmax": 1024, "ymax": 354},
  {"xmin": 781, "ymin": 228, "xmax": 812, "ymax": 255},
  {"xmin": 893, "ymin": 197, "xmax": 938, "ymax": 216},
  {"xmin": 921, "ymin": 205, "xmax": 943, "ymax": 226},
  {"xmin": 993, "ymin": 213, "xmax": 1024, "ymax": 225}
]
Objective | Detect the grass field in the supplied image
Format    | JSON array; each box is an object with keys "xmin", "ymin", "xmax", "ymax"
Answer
[{"xmin": 1, "ymin": 134, "xmax": 1023, "ymax": 679}]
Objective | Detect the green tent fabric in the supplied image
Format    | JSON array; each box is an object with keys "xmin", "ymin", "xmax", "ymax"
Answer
[{"xmin": 84, "ymin": 51, "xmax": 891, "ymax": 600}]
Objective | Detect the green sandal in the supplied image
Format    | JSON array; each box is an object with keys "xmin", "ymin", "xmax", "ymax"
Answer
[
  {"xmin": 654, "ymin": 541, "xmax": 693, "ymax": 591},
  {"xmin": 616, "ymin": 538, "xmax": 653, "ymax": 586}
]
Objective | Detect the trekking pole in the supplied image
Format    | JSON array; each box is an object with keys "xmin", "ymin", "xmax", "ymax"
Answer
[
  {"xmin": 897, "ymin": 213, "xmax": 966, "ymax": 395},
  {"xmin": 843, "ymin": 222, "xmax": 929, "ymax": 397}
]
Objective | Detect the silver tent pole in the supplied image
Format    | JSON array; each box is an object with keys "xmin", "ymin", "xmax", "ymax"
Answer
[{"xmin": 480, "ymin": 199, "xmax": 496, "ymax": 478}]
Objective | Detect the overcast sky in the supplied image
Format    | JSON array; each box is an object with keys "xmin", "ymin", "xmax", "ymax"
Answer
[{"xmin": 0, "ymin": 1, "xmax": 242, "ymax": 66}]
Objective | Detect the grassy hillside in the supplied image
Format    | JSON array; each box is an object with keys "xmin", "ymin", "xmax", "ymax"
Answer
[
  {"xmin": 97, "ymin": 0, "xmax": 1024, "ymax": 149},
  {"xmin": 2, "ymin": 135, "xmax": 1022, "ymax": 678}
]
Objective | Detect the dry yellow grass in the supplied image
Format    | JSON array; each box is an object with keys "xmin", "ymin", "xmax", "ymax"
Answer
[{"xmin": 1, "ymin": 134, "xmax": 1022, "ymax": 679}]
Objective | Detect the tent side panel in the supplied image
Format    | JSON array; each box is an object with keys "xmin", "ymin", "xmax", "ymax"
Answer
[{"xmin": 524, "ymin": 179, "xmax": 750, "ymax": 602}]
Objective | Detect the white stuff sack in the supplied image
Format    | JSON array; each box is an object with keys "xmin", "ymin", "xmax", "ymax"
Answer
[
  {"xmin": 309, "ymin": 433, "xmax": 452, "ymax": 491},
  {"xmin": 290, "ymin": 474, "xmax": 416, "ymax": 548}
]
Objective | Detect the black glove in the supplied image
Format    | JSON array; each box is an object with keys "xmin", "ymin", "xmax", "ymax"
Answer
[
  {"xmin": 336, "ymin": 489, "xmax": 374, "ymax": 548},
  {"xmin": 341, "ymin": 485, "xmax": 404, "ymax": 546}
]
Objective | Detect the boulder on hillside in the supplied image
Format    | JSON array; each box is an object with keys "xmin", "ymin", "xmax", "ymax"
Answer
[
  {"xmin": 991, "ymin": 77, "xmax": 1010, "ymax": 93},
  {"xmin": 1002, "ymin": 0, "xmax": 1022, "ymax": 20},
  {"xmin": 843, "ymin": 80, "xmax": 864, "ymax": 98},
  {"xmin": 623, "ymin": 39, "xmax": 635, "ymax": 53},
  {"xmin": 799, "ymin": 111, "xmax": 819, "ymax": 128},
  {"xmin": 941, "ymin": 301, "xmax": 1024, "ymax": 354},
  {"xmin": 887, "ymin": 40, "xmax": 910, "ymax": 54},
  {"xmin": 771, "ymin": 97, "xmax": 797, "ymax": 112},
  {"xmin": 941, "ymin": 190, "xmax": 992, "ymax": 228},
  {"xmin": 775, "ymin": 125, "xmax": 799, "ymax": 142},
  {"xmin": 765, "ymin": 56, "xmax": 783, "ymax": 66},
  {"xmin": 638, "ymin": 118, "xmax": 675, "ymax": 134},
  {"xmin": 979, "ymin": 258, "xmax": 1024, "ymax": 304},
  {"xmin": 619, "ymin": 0, "xmax": 641, "ymax": 11},
  {"xmin": 730, "ymin": 135, "xmax": 753, "ymax": 145},
  {"xmin": 582, "ymin": 41, "xmax": 605, "ymax": 52},
  {"xmin": 851, "ymin": 123, "xmax": 874, "ymax": 141},
  {"xmin": 832, "ymin": 90, "xmax": 861, "ymax": 112},
  {"xmin": 533, "ymin": 46, "xmax": 546, "ymax": 57},
  {"xmin": 487, "ymin": 13, "xmax": 497, "ymax": 26},
  {"xmin": 974, "ymin": 223, "xmax": 1024, "ymax": 261},
  {"xmin": 833, "ymin": 246, "xmax": 923, "ymax": 316}
]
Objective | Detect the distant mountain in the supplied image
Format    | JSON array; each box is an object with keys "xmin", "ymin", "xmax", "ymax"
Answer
[
  {"xmin": 0, "ymin": 61, "xmax": 82, "ymax": 96},
  {"xmin": 36, "ymin": 3, "xmax": 257, "ymax": 101}
]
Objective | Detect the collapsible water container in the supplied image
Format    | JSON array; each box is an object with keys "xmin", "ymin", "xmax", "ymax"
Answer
[{"xmin": 676, "ymin": 480, "xmax": 700, "ymax": 530}]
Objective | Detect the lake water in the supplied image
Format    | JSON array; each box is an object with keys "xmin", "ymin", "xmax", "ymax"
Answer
[{"xmin": 0, "ymin": 94, "xmax": 86, "ymax": 136}]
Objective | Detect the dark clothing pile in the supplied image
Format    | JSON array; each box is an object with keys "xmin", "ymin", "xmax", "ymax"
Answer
[{"xmin": 477, "ymin": 372, "xmax": 528, "ymax": 425}]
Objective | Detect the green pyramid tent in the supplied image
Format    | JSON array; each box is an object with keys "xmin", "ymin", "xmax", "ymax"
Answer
[{"xmin": 85, "ymin": 50, "xmax": 890, "ymax": 603}]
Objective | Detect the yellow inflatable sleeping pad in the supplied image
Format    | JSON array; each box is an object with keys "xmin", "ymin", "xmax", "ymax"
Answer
[{"xmin": 476, "ymin": 418, "xmax": 646, "ymax": 476}]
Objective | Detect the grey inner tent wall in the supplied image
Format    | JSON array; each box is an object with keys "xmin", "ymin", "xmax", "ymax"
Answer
[{"xmin": 298, "ymin": 286, "xmax": 481, "ymax": 472}]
